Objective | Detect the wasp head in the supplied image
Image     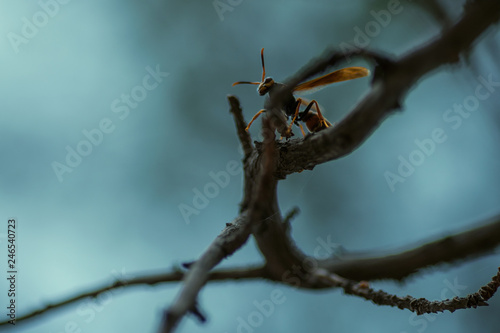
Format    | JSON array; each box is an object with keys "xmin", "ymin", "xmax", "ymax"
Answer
[{"xmin": 257, "ymin": 77, "xmax": 274, "ymax": 95}]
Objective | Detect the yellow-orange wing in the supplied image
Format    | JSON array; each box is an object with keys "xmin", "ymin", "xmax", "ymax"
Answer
[{"xmin": 293, "ymin": 67, "xmax": 370, "ymax": 94}]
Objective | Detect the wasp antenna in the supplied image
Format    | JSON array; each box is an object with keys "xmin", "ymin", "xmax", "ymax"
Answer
[
  {"xmin": 260, "ymin": 48, "xmax": 266, "ymax": 82},
  {"xmin": 232, "ymin": 81, "xmax": 261, "ymax": 86}
]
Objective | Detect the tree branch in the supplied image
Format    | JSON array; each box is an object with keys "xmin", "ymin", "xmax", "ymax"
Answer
[
  {"xmin": 9, "ymin": 2, "xmax": 499, "ymax": 332},
  {"xmin": 322, "ymin": 215, "xmax": 500, "ymax": 281},
  {"xmin": 270, "ymin": 0, "xmax": 500, "ymax": 178},
  {"xmin": 240, "ymin": 0, "xmax": 500, "ymax": 289},
  {"xmin": 316, "ymin": 266, "xmax": 500, "ymax": 315},
  {"xmin": 159, "ymin": 215, "xmax": 253, "ymax": 333},
  {"xmin": 253, "ymin": 214, "xmax": 500, "ymax": 290},
  {"xmin": 158, "ymin": 106, "xmax": 284, "ymax": 332},
  {"xmin": 0, "ymin": 266, "xmax": 266, "ymax": 327},
  {"xmin": 8, "ymin": 214, "xmax": 499, "ymax": 327},
  {"xmin": 228, "ymin": 95, "xmax": 253, "ymax": 159}
]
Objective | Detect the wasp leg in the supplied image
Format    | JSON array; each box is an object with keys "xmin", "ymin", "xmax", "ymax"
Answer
[
  {"xmin": 298, "ymin": 122, "xmax": 306, "ymax": 136},
  {"xmin": 245, "ymin": 109, "xmax": 266, "ymax": 131},
  {"xmin": 309, "ymin": 100, "xmax": 330, "ymax": 128},
  {"xmin": 298, "ymin": 97, "xmax": 320, "ymax": 112},
  {"xmin": 286, "ymin": 98, "xmax": 304, "ymax": 134},
  {"xmin": 298, "ymin": 100, "xmax": 315, "ymax": 121},
  {"xmin": 300, "ymin": 100, "xmax": 331, "ymax": 129}
]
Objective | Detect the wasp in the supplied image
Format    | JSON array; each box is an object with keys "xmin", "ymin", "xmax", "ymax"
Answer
[{"xmin": 233, "ymin": 48, "xmax": 370, "ymax": 137}]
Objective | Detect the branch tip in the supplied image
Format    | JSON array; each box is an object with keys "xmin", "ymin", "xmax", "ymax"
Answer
[{"xmin": 227, "ymin": 95, "xmax": 254, "ymax": 158}]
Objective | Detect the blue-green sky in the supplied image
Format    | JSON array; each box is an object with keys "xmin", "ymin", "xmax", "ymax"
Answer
[{"xmin": 1, "ymin": 1, "xmax": 499, "ymax": 332}]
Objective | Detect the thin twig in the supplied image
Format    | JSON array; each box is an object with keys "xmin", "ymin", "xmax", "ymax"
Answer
[
  {"xmin": 0, "ymin": 266, "xmax": 266, "ymax": 326},
  {"xmin": 158, "ymin": 113, "xmax": 282, "ymax": 332},
  {"xmin": 7, "ymin": 216, "xmax": 500, "ymax": 328},
  {"xmin": 317, "ymin": 266, "xmax": 500, "ymax": 315},
  {"xmin": 228, "ymin": 95, "xmax": 253, "ymax": 159},
  {"xmin": 159, "ymin": 216, "xmax": 253, "ymax": 333}
]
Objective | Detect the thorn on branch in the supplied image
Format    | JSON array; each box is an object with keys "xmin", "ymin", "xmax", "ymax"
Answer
[
  {"xmin": 283, "ymin": 206, "xmax": 300, "ymax": 222},
  {"xmin": 189, "ymin": 302, "xmax": 207, "ymax": 323},
  {"xmin": 369, "ymin": 53, "xmax": 397, "ymax": 85},
  {"xmin": 283, "ymin": 206, "xmax": 300, "ymax": 233},
  {"xmin": 478, "ymin": 266, "xmax": 500, "ymax": 299},
  {"xmin": 182, "ymin": 261, "xmax": 195, "ymax": 269}
]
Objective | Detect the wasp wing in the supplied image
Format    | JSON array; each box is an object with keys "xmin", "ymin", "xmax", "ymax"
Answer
[{"xmin": 293, "ymin": 67, "xmax": 370, "ymax": 95}]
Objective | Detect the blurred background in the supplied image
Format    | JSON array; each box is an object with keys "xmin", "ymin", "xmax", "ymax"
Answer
[{"xmin": 1, "ymin": 0, "xmax": 499, "ymax": 332}]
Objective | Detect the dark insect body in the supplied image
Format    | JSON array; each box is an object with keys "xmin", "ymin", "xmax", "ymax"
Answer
[{"xmin": 233, "ymin": 48, "xmax": 370, "ymax": 137}]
